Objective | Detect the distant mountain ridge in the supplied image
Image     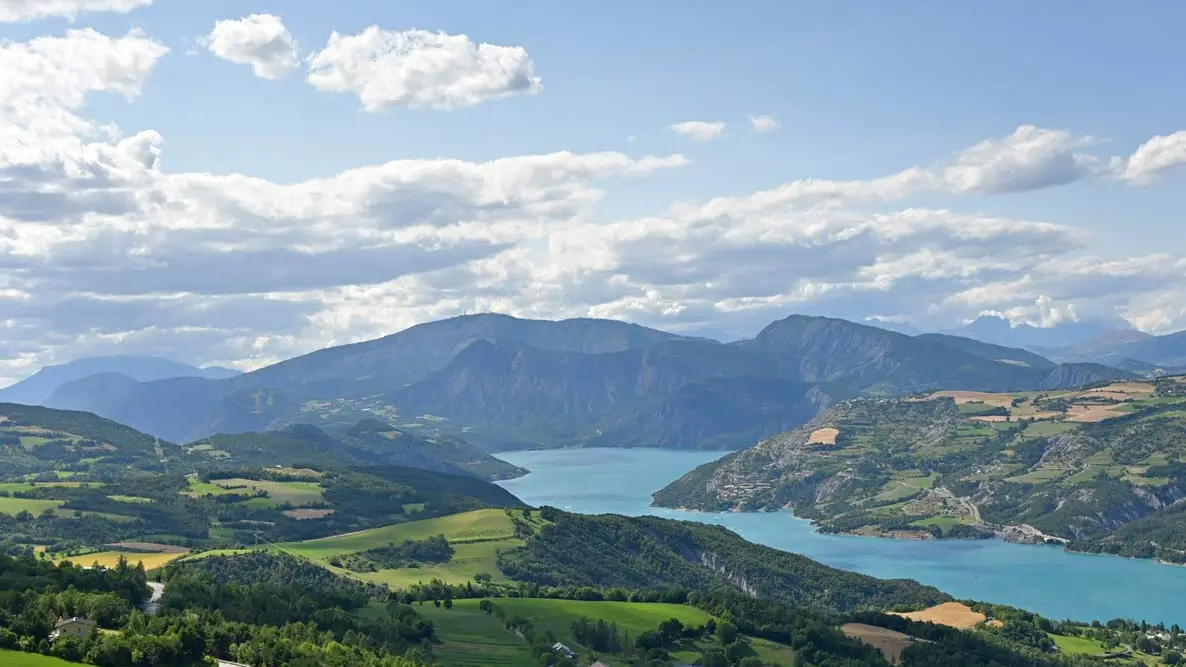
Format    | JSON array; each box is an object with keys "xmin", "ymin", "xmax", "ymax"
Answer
[
  {"xmin": 0, "ymin": 399, "xmax": 521, "ymax": 482},
  {"xmin": 42, "ymin": 313, "xmax": 1131, "ymax": 449},
  {"xmin": 0, "ymin": 355, "xmax": 238, "ymax": 406},
  {"xmin": 1034, "ymin": 328, "xmax": 1186, "ymax": 369}
]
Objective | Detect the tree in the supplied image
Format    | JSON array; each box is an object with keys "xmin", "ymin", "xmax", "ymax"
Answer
[
  {"xmin": 1165, "ymin": 650, "xmax": 1182, "ymax": 665},
  {"xmin": 716, "ymin": 620, "xmax": 739, "ymax": 644},
  {"xmin": 1135, "ymin": 635, "xmax": 1159, "ymax": 654},
  {"xmin": 700, "ymin": 649, "xmax": 729, "ymax": 667},
  {"xmin": 658, "ymin": 618, "xmax": 684, "ymax": 641},
  {"xmin": 635, "ymin": 630, "xmax": 664, "ymax": 651}
]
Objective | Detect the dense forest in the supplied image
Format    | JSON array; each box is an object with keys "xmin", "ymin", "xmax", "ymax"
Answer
[
  {"xmin": 0, "ymin": 551, "xmax": 434, "ymax": 666},
  {"xmin": 498, "ymin": 508, "xmax": 949, "ymax": 613}
]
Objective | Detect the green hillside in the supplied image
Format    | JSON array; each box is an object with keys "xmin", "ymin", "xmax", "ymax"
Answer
[
  {"xmin": 0, "ymin": 402, "xmax": 173, "ymax": 478},
  {"xmin": 502, "ymin": 509, "xmax": 948, "ymax": 614},
  {"xmin": 655, "ymin": 377, "xmax": 1186, "ymax": 558},
  {"xmin": 183, "ymin": 420, "xmax": 525, "ymax": 481},
  {"xmin": 271, "ymin": 508, "xmax": 537, "ymax": 587}
]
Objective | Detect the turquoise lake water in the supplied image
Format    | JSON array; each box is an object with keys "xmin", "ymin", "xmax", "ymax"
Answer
[{"xmin": 495, "ymin": 447, "xmax": 1186, "ymax": 626}]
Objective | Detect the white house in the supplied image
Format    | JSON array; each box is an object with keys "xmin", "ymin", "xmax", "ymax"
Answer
[{"xmin": 49, "ymin": 617, "xmax": 95, "ymax": 642}]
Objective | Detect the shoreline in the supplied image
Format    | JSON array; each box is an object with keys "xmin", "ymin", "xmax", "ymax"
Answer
[{"xmin": 651, "ymin": 499, "xmax": 1186, "ymax": 566}]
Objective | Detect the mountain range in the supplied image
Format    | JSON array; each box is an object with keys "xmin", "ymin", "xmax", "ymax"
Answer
[
  {"xmin": 35, "ymin": 313, "xmax": 1130, "ymax": 450},
  {"xmin": 0, "ymin": 355, "xmax": 238, "ymax": 406},
  {"xmin": 1032, "ymin": 329, "xmax": 1186, "ymax": 370}
]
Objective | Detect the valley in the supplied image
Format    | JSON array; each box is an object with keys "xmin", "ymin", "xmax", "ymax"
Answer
[
  {"xmin": 4, "ymin": 315, "xmax": 1186, "ymax": 666},
  {"xmin": 4, "ymin": 395, "xmax": 1186, "ymax": 666}
]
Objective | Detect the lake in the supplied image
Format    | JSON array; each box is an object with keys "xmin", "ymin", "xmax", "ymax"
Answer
[{"xmin": 496, "ymin": 447, "xmax": 1186, "ymax": 626}]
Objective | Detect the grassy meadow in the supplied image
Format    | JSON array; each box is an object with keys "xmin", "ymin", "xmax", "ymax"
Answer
[
  {"xmin": 272, "ymin": 508, "xmax": 540, "ymax": 586},
  {"xmin": 0, "ymin": 650, "xmax": 87, "ymax": 666},
  {"xmin": 183, "ymin": 478, "xmax": 324, "ymax": 507},
  {"xmin": 416, "ymin": 599, "xmax": 794, "ymax": 667}
]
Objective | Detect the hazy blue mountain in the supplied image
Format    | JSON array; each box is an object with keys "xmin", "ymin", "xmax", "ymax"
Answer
[
  {"xmin": 0, "ymin": 355, "xmax": 238, "ymax": 406},
  {"xmin": 1034, "ymin": 328, "xmax": 1186, "ymax": 368},
  {"xmin": 944, "ymin": 315, "xmax": 1128, "ymax": 350},
  {"xmin": 224, "ymin": 312, "xmax": 696, "ymax": 398},
  {"xmin": 42, "ymin": 313, "xmax": 1129, "ymax": 449},
  {"xmin": 914, "ymin": 333, "xmax": 1058, "ymax": 370},
  {"xmin": 734, "ymin": 315, "xmax": 1125, "ymax": 394},
  {"xmin": 387, "ymin": 337, "xmax": 823, "ymax": 449},
  {"xmin": 861, "ymin": 318, "xmax": 923, "ymax": 336}
]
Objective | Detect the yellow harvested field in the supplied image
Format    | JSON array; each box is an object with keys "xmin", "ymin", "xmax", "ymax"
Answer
[
  {"xmin": 59, "ymin": 550, "xmax": 188, "ymax": 570},
  {"xmin": 842, "ymin": 623, "xmax": 920, "ymax": 664},
  {"xmin": 926, "ymin": 391, "xmax": 1014, "ymax": 407},
  {"xmin": 889, "ymin": 602, "xmax": 986, "ymax": 629},
  {"xmin": 1081, "ymin": 382, "xmax": 1154, "ymax": 396},
  {"xmin": 969, "ymin": 415, "xmax": 1008, "ymax": 422},
  {"xmin": 107, "ymin": 542, "xmax": 189, "ymax": 553},
  {"xmin": 282, "ymin": 508, "xmax": 335, "ymax": 520},
  {"xmin": 808, "ymin": 427, "xmax": 840, "ymax": 444},
  {"xmin": 1065, "ymin": 404, "xmax": 1127, "ymax": 423}
]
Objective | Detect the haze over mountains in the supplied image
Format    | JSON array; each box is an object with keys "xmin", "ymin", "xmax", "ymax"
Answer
[
  {"xmin": 20, "ymin": 312, "xmax": 1133, "ymax": 450},
  {"xmin": 0, "ymin": 356, "xmax": 239, "ymax": 406}
]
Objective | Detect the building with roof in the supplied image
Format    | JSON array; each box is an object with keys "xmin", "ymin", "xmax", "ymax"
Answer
[{"xmin": 49, "ymin": 617, "xmax": 95, "ymax": 642}]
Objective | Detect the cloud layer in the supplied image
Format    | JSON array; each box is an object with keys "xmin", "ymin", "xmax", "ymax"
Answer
[
  {"xmin": 0, "ymin": 0, "xmax": 150, "ymax": 23},
  {"xmin": 0, "ymin": 20, "xmax": 1184, "ymax": 386}
]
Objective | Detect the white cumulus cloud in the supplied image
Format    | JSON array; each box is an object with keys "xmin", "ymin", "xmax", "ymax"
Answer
[
  {"xmin": 1115, "ymin": 130, "xmax": 1186, "ymax": 184},
  {"xmin": 202, "ymin": 13, "xmax": 300, "ymax": 81},
  {"xmin": 939, "ymin": 124, "xmax": 1101, "ymax": 194},
  {"xmin": 306, "ymin": 27, "xmax": 542, "ymax": 111},
  {"xmin": 0, "ymin": 0, "xmax": 149, "ymax": 22},
  {"xmin": 669, "ymin": 120, "xmax": 727, "ymax": 142},
  {"xmin": 749, "ymin": 115, "xmax": 778, "ymax": 132}
]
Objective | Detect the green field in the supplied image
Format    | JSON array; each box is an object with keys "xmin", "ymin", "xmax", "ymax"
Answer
[
  {"xmin": 418, "ymin": 599, "xmax": 722, "ymax": 667},
  {"xmin": 184, "ymin": 478, "xmax": 324, "ymax": 507},
  {"xmin": 0, "ymin": 482, "xmax": 35, "ymax": 493},
  {"xmin": 416, "ymin": 599, "xmax": 796, "ymax": 666},
  {"xmin": 405, "ymin": 602, "xmax": 538, "ymax": 667},
  {"xmin": 0, "ymin": 650, "xmax": 87, "ymax": 666},
  {"xmin": 1050, "ymin": 633, "xmax": 1160, "ymax": 665},
  {"xmin": 910, "ymin": 516, "xmax": 968, "ymax": 531},
  {"xmin": 1050, "ymin": 633, "xmax": 1109, "ymax": 655},
  {"xmin": 0, "ymin": 496, "xmax": 135, "ymax": 523},
  {"xmin": 273, "ymin": 509, "xmax": 537, "ymax": 586},
  {"xmin": 0, "ymin": 496, "xmax": 67, "ymax": 516}
]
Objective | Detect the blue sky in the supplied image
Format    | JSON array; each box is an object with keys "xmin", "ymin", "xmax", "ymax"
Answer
[{"xmin": 0, "ymin": 0, "xmax": 1184, "ymax": 379}]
